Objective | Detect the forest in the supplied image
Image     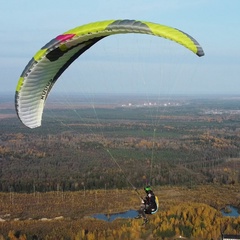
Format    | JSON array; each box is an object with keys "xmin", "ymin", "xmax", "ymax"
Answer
[{"xmin": 0, "ymin": 94, "xmax": 240, "ymax": 239}]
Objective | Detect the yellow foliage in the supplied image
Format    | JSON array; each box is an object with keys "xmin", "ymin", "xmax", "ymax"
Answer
[
  {"xmin": 86, "ymin": 232, "xmax": 95, "ymax": 240},
  {"xmin": 2, "ymin": 185, "xmax": 240, "ymax": 239}
]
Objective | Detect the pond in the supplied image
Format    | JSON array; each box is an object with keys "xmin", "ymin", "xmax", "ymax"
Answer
[
  {"xmin": 221, "ymin": 205, "xmax": 240, "ymax": 217},
  {"xmin": 92, "ymin": 209, "xmax": 138, "ymax": 222}
]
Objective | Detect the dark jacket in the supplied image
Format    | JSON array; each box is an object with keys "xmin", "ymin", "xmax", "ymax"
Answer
[{"xmin": 144, "ymin": 190, "xmax": 157, "ymax": 214}]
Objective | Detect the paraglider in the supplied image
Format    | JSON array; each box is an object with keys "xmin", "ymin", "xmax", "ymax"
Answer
[
  {"xmin": 135, "ymin": 186, "xmax": 159, "ymax": 224},
  {"xmin": 15, "ymin": 19, "xmax": 204, "ymax": 129}
]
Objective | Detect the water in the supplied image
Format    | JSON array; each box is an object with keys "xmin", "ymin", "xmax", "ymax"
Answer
[
  {"xmin": 221, "ymin": 206, "xmax": 240, "ymax": 217},
  {"xmin": 92, "ymin": 209, "xmax": 138, "ymax": 222}
]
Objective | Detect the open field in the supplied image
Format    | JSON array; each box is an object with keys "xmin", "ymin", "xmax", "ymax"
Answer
[{"xmin": 1, "ymin": 185, "xmax": 240, "ymax": 239}]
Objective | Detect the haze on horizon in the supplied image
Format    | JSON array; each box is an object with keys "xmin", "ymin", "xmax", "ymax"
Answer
[{"xmin": 0, "ymin": 1, "xmax": 240, "ymax": 99}]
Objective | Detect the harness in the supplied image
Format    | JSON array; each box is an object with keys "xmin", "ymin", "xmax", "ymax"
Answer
[
  {"xmin": 151, "ymin": 196, "xmax": 159, "ymax": 214},
  {"xmin": 144, "ymin": 193, "xmax": 159, "ymax": 214}
]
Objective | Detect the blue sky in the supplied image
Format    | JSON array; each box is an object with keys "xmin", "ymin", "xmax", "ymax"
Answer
[{"xmin": 1, "ymin": 0, "xmax": 240, "ymax": 96}]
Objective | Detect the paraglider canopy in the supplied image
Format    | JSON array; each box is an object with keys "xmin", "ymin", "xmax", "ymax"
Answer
[{"xmin": 15, "ymin": 19, "xmax": 204, "ymax": 129}]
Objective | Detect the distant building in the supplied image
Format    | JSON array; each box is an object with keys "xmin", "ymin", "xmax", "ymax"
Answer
[{"xmin": 222, "ymin": 234, "xmax": 240, "ymax": 240}]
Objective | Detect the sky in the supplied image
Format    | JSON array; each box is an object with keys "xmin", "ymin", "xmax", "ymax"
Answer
[{"xmin": 1, "ymin": 0, "xmax": 240, "ymax": 97}]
